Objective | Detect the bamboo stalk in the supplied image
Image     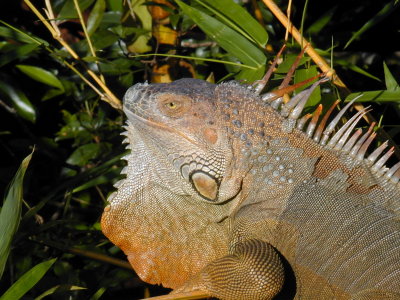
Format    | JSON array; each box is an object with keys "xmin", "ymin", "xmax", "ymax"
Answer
[
  {"xmin": 23, "ymin": 0, "xmax": 122, "ymax": 110},
  {"xmin": 25, "ymin": 0, "xmax": 79, "ymax": 59},
  {"xmin": 261, "ymin": 0, "xmax": 349, "ymax": 94},
  {"xmin": 70, "ymin": 247, "xmax": 132, "ymax": 270},
  {"xmin": 73, "ymin": 0, "xmax": 106, "ymax": 83},
  {"xmin": 140, "ymin": 290, "xmax": 209, "ymax": 300},
  {"xmin": 261, "ymin": 0, "xmax": 400, "ymax": 159}
]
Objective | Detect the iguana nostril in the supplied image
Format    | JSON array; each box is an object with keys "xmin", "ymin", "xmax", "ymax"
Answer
[{"xmin": 123, "ymin": 83, "xmax": 148, "ymax": 105}]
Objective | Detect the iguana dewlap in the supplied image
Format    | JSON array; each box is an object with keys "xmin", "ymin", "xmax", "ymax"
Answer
[{"xmin": 101, "ymin": 76, "xmax": 400, "ymax": 299}]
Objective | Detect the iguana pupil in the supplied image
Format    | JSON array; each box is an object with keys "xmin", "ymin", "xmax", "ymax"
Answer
[{"xmin": 166, "ymin": 101, "xmax": 176, "ymax": 108}]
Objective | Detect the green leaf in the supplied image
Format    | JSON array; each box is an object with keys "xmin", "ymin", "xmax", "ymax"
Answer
[
  {"xmin": 16, "ymin": 65, "xmax": 64, "ymax": 90},
  {"xmin": 0, "ymin": 43, "xmax": 40, "ymax": 68},
  {"xmin": 42, "ymin": 89, "xmax": 66, "ymax": 101},
  {"xmin": 105, "ymin": 0, "xmax": 122, "ymax": 12},
  {"xmin": 0, "ymin": 258, "xmax": 56, "ymax": 300},
  {"xmin": 0, "ymin": 26, "xmax": 38, "ymax": 44},
  {"xmin": 72, "ymin": 170, "xmax": 121, "ymax": 193},
  {"xmin": 56, "ymin": 111, "xmax": 92, "ymax": 143},
  {"xmin": 345, "ymin": 2, "xmax": 399, "ymax": 49},
  {"xmin": 91, "ymin": 29, "xmax": 119, "ymax": 49},
  {"xmin": 58, "ymin": 0, "xmax": 96, "ymax": 20},
  {"xmin": 175, "ymin": 0, "xmax": 266, "ymax": 81},
  {"xmin": 99, "ymin": 11, "xmax": 122, "ymax": 26},
  {"xmin": 109, "ymin": 25, "xmax": 146, "ymax": 38},
  {"xmin": 0, "ymin": 80, "xmax": 36, "ymax": 122},
  {"xmin": 346, "ymin": 90, "xmax": 400, "ymax": 102},
  {"xmin": 23, "ymin": 152, "xmax": 124, "ymax": 220},
  {"xmin": 87, "ymin": 0, "xmax": 106, "ymax": 35},
  {"xmin": 196, "ymin": 0, "xmax": 268, "ymax": 47},
  {"xmin": 89, "ymin": 287, "xmax": 106, "ymax": 300},
  {"xmin": 128, "ymin": 0, "xmax": 152, "ymax": 53},
  {"xmin": 294, "ymin": 65, "xmax": 320, "ymax": 108},
  {"xmin": 275, "ymin": 55, "xmax": 310, "ymax": 74},
  {"xmin": 306, "ymin": 7, "xmax": 336, "ymax": 35},
  {"xmin": 347, "ymin": 64, "xmax": 381, "ymax": 82},
  {"xmin": 0, "ymin": 21, "xmax": 48, "ymax": 46},
  {"xmin": 35, "ymin": 285, "xmax": 86, "ymax": 300},
  {"xmin": 98, "ymin": 57, "xmax": 141, "ymax": 75},
  {"xmin": 335, "ymin": 59, "xmax": 381, "ymax": 82},
  {"xmin": 383, "ymin": 62, "xmax": 400, "ymax": 91},
  {"xmin": 66, "ymin": 143, "xmax": 102, "ymax": 166},
  {"xmin": 0, "ymin": 151, "xmax": 33, "ymax": 279},
  {"xmin": 133, "ymin": 0, "xmax": 152, "ymax": 31}
]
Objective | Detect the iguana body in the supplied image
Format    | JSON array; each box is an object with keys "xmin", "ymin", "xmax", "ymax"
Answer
[{"xmin": 101, "ymin": 76, "xmax": 400, "ymax": 299}]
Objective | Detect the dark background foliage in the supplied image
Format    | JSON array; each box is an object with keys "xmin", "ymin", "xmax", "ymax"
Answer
[{"xmin": 0, "ymin": 0, "xmax": 399, "ymax": 299}]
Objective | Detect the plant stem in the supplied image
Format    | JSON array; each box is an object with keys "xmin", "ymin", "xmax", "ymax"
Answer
[
  {"xmin": 73, "ymin": 0, "xmax": 105, "ymax": 83},
  {"xmin": 23, "ymin": 0, "xmax": 122, "ymax": 110},
  {"xmin": 262, "ymin": 0, "xmax": 349, "ymax": 94},
  {"xmin": 262, "ymin": 0, "xmax": 400, "ymax": 159}
]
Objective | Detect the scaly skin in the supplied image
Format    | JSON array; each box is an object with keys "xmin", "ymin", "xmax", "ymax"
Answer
[{"xmin": 101, "ymin": 78, "xmax": 400, "ymax": 299}]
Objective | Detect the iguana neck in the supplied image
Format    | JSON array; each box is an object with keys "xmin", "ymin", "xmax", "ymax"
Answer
[{"xmin": 214, "ymin": 89, "xmax": 398, "ymax": 216}]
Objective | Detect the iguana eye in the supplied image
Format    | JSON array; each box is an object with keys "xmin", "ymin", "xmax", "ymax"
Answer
[
  {"xmin": 158, "ymin": 93, "xmax": 190, "ymax": 117},
  {"xmin": 165, "ymin": 101, "xmax": 178, "ymax": 109}
]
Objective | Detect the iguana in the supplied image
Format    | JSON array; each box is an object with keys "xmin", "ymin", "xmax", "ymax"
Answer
[{"xmin": 101, "ymin": 57, "xmax": 400, "ymax": 299}]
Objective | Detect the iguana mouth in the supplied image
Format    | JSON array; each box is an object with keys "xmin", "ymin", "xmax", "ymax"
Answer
[{"xmin": 123, "ymin": 106, "xmax": 199, "ymax": 146}]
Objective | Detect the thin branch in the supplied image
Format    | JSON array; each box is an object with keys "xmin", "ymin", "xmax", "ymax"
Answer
[
  {"xmin": 300, "ymin": 0, "xmax": 309, "ymax": 47},
  {"xmin": 31, "ymin": 238, "xmax": 133, "ymax": 270},
  {"xmin": 180, "ymin": 41, "xmax": 217, "ymax": 48},
  {"xmin": 285, "ymin": 0, "xmax": 292, "ymax": 42},
  {"xmin": 87, "ymin": 69, "xmax": 122, "ymax": 109},
  {"xmin": 24, "ymin": 0, "xmax": 79, "ymax": 59},
  {"xmin": 125, "ymin": 0, "xmax": 137, "ymax": 23},
  {"xmin": 44, "ymin": 0, "xmax": 61, "ymax": 36},
  {"xmin": 73, "ymin": 0, "xmax": 106, "ymax": 83},
  {"xmin": 0, "ymin": 99, "xmax": 17, "ymax": 114},
  {"xmin": 73, "ymin": 0, "xmax": 96, "ymax": 58},
  {"xmin": 130, "ymin": 53, "xmax": 257, "ymax": 70},
  {"xmin": 70, "ymin": 247, "xmax": 132, "ymax": 270},
  {"xmin": 141, "ymin": 290, "xmax": 209, "ymax": 300},
  {"xmin": 262, "ymin": 0, "xmax": 349, "ymax": 93},
  {"xmin": 262, "ymin": 0, "xmax": 400, "ymax": 159},
  {"xmin": 62, "ymin": 61, "xmax": 106, "ymax": 99},
  {"xmin": 23, "ymin": 0, "xmax": 122, "ymax": 110}
]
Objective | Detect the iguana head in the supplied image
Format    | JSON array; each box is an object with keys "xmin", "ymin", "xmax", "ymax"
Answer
[{"xmin": 123, "ymin": 78, "xmax": 243, "ymax": 203}]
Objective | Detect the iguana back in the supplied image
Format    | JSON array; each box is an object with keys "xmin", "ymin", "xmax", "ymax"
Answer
[{"xmin": 101, "ymin": 74, "xmax": 400, "ymax": 299}]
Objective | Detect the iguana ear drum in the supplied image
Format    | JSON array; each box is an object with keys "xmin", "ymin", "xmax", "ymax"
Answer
[
  {"xmin": 190, "ymin": 171, "xmax": 219, "ymax": 201},
  {"xmin": 203, "ymin": 128, "xmax": 218, "ymax": 145}
]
